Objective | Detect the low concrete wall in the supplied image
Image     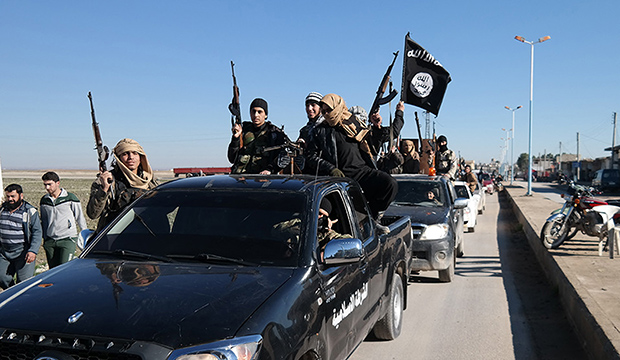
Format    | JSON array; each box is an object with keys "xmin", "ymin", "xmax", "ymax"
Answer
[{"xmin": 504, "ymin": 187, "xmax": 619, "ymax": 360}]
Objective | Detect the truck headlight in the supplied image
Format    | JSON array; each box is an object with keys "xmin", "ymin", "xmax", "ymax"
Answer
[
  {"xmin": 170, "ymin": 335, "xmax": 262, "ymax": 360},
  {"xmin": 420, "ymin": 224, "xmax": 449, "ymax": 240}
]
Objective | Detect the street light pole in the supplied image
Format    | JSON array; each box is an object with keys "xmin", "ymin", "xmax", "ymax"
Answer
[
  {"xmin": 515, "ymin": 35, "xmax": 550, "ymax": 196},
  {"xmin": 505, "ymin": 105, "xmax": 522, "ymax": 186}
]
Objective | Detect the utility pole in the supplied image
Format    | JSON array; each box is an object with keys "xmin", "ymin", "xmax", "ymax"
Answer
[
  {"xmin": 559, "ymin": 141, "xmax": 562, "ymax": 175},
  {"xmin": 612, "ymin": 112, "xmax": 617, "ymax": 169},
  {"xmin": 577, "ymin": 132, "xmax": 581, "ymax": 181}
]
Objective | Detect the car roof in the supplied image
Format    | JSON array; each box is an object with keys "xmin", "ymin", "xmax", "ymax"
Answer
[
  {"xmin": 157, "ymin": 174, "xmax": 348, "ymax": 193},
  {"xmin": 391, "ymin": 174, "xmax": 445, "ymax": 182}
]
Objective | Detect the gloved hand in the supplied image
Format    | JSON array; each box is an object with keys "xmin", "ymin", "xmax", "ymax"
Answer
[{"xmin": 330, "ymin": 168, "xmax": 345, "ymax": 177}]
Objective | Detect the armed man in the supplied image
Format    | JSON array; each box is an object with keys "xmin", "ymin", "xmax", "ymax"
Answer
[
  {"xmin": 306, "ymin": 93, "xmax": 398, "ymax": 221},
  {"xmin": 227, "ymin": 98, "xmax": 287, "ymax": 174},
  {"xmin": 87, "ymin": 138, "xmax": 158, "ymax": 233},
  {"xmin": 433, "ymin": 135, "xmax": 457, "ymax": 179},
  {"xmin": 298, "ymin": 92, "xmax": 324, "ymax": 146}
]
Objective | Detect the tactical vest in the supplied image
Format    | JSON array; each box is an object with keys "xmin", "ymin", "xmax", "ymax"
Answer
[{"xmin": 232, "ymin": 123, "xmax": 279, "ymax": 174}]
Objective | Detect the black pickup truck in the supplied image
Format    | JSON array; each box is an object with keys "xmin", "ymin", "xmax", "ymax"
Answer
[
  {"xmin": 0, "ymin": 175, "xmax": 412, "ymax": 360},
  {"xmin": 385, "ymin": 174, "xmax": 467, "ymax": 282}
]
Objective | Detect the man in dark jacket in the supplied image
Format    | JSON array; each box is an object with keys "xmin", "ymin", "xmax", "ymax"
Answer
[
  {"xmin": 400, "ymin": 139, "xmax": 421, "ymax": 174},
  {"xmin": 368, "ymin": 101, "xmax": 405, "ymax": 157},
  {"xmin": 228, "ymin": 98, "xmax": 287, "ymax": 174},
  {"xmin": 306, "ymin": 93, "xmax": 398, "ymax": 219}
]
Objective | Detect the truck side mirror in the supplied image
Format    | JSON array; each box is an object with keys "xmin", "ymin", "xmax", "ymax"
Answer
[
  {"xmin": 78, "ymin": 229, "xmax": 95, "ymax": 251},
  {"xmin": 454, "ymin": 199, "xmax": 468, "ymax": 209},
  {"xmin": 323, "ymin": 238, "xmax": 364, "ymax": 266}
]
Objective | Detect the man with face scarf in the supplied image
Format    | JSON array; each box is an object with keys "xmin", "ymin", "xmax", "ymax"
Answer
[
  {"xmin": 433, "ymin": 135, "xmax": 457, "ymax": 180},
  {"xmin": 0, "ymin": 184, "xmax": 42, "ymax": 289},
  {"xmin": 87, "ymin": 138, "xmax": 158, "ymax": 233},
  {"xmin": 306, "ymin": 94, "xmax": 398, "ymax": 219},
  {"xmin": 400, "ymin": 139, "xmax": 421, "ymax": 174}
]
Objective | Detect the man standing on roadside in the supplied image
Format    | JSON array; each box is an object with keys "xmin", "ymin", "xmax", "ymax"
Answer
[
  {"xmin": 0, "ymin": 184, "xmax": 42, "ymax": 289},
  {"xmin": 40, "ymin": 171, "xmax": 88, "ymax": 268}
]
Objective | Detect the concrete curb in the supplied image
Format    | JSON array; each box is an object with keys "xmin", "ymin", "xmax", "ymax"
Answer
[{"xmin": 504, "ymin": 187, "xmax": 620, "ymax": 360}]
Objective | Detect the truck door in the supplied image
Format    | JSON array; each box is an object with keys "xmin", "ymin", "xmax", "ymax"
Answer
[
  {"xmin": 345, "ymin": 185, "xmax": 384, "ymax": 340},
  {"xmin": 316, "ymin": 190, "xmax": 371, "ymax": 359}
]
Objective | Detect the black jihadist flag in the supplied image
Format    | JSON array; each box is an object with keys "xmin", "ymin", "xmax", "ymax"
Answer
[{"xmin": 401, "ymin": 33, "xmax": 451, "ymax": 116}]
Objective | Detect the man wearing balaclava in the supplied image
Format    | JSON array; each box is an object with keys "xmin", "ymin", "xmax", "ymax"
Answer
[
  {"xmin": 228, "ymin": 98, "xmax": 287, "ymax": 174},
  {"xmin": 306, "ymin": 93, "xmax": 398, "ymax": 220},
  {"xmin": 87, "ymin": 138, "xmax": 158, "ymax": 233},
  {"xmin": 434, "ymin": 135, "xmax": 457, "ymax": 179}
]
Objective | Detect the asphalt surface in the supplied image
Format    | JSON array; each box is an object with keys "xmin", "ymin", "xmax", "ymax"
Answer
[
  {"xmin": 505, "ymin": 181, "xmax": 620, "ymax": 360},
  {"xmin": 350, "ymin": 185, "xmax": 584, "ymax": 359}
]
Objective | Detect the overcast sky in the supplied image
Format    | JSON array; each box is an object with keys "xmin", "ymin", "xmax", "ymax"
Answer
[{"xmin": 1, "ymin": 0, "xmax": 618, "ymax": 170}]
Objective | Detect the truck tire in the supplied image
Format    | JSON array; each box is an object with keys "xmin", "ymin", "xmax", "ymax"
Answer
[
  {"xmin": 372, "ymin": 274, "xmax": 404, "ymax": 340},
  {"xmin": 456, "ymin": 240, "xmax": 464, "ymax": 258},
  {"xmin": 438, "ymin": 253, "xmax": 455, "ymax": 282}
]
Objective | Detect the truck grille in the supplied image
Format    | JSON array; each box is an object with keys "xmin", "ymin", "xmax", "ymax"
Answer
[{"xmin": 0, "ymin": 329, "xmax": 142, "ymax": 360}]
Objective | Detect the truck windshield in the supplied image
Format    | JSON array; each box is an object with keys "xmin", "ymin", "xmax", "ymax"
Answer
[
  {"xmin": 85, "ymin": 190, "xmax": 307, "ymax": 267},
  {"xmin": 392, "ymin": 180, "xmax": 446, "ymax": 207}
]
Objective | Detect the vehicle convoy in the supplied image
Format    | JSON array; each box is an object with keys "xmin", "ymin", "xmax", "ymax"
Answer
[
  {"xmin": 454, "ymin": 180, "xmax": 479, "ymax": 233},
  {"xmin": 385, "ymin": 174, "xmax": 466, "ymax": 282},
  {"xmin": 541, "ymin": 181, "xmax": 620, "ymax": 249},
  {"xmin": 0, "ymin": 175, "xmax": 412, "ymax": 360}
]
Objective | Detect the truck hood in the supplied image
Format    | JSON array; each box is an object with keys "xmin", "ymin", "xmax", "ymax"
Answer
[
  {"xmin": 386, "ymin": 205, "xmax": 450, "ymax": 225},
  {"xmin": 0, "ymin": 258, "xmax": 293, "ymax": 349}
]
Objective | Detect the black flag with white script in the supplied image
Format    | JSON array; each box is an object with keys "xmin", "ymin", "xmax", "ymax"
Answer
[{"xmin": 401, "ymin": 33, "xmax": 451, "ymax": 116}]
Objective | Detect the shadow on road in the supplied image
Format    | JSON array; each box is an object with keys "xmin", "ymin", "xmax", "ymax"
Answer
[{"xmin": 496, "ymin": 191, "xmax": 587, "ymax": 360}]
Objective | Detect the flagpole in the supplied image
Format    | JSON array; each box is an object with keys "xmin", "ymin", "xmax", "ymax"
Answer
[{"xmin": 515, "ymin": 35, "xmax": 550, "ymax": 196}]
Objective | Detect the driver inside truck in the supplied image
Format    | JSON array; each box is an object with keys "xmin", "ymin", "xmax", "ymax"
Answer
[{"xmin": 426, "ymin": 188, "xmax": 442, "ymax": 205}]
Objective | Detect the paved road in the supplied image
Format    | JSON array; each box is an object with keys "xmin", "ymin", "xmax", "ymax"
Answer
[{"xmin": 350, "ymin": 190, "xmax": 586, "ymax": 360}]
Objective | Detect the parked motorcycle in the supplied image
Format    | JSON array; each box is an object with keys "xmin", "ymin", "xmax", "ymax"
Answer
[{"xmin": 540, "ymin": 181, "xmax": 620, "ymax": 249}]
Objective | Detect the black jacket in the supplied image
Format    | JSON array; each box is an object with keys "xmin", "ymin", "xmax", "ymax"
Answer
[
  {"xmin": 368, "ymin": 109, "xmax": 404, "ymax": 156},
  {"xmin": 306, "ymin": 118, "xmax": 376, "ymax": 176}
]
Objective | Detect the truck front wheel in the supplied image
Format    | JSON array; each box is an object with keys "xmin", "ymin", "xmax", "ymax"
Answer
[
  {"xmin": 438, "ymin": 253, "xmax": 455, "ymax": 282},
  {"xmin": 372, "ymin": 274, "xmax": 404, "ymax": 340}
]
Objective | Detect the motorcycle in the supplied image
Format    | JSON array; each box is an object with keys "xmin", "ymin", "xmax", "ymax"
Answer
[
  {"xmin": 492, "ymin": 175, "xmax": 504, "ymax": 192},
  {"xmin": 540, "ymin": 181, "xmax": 620, "ymax": 249}
]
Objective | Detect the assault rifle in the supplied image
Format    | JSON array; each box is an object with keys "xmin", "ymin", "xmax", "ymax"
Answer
[
  {"xmin": 88, "ymin": 92, "xmax": 110, "ymax": 173},
  {"xmin": 228, "ymin": 61, "xmax": 242, "ymax": 127},
  {"xmin": 414, "ymin": 112, "xmax": 423, "ymax": 153},
  {"xmin": 369, "ymin": 51, "xmax": 399, "ymax": 116},
  {"xmin": 262, "ymin": 135, "xmax": 305, "ymax": 175}
]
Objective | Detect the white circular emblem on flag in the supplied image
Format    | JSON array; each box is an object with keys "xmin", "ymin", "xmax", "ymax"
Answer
[{"xmin": 410, "ymin": 72, "xmax": 433, "ymax": 98}]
